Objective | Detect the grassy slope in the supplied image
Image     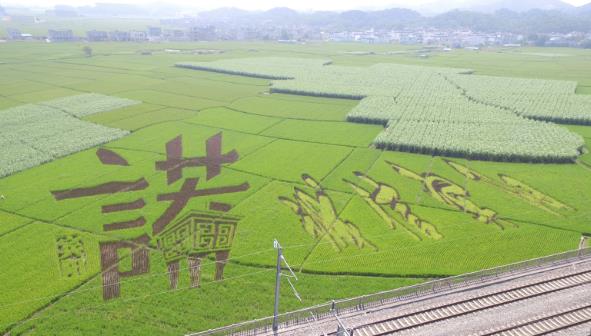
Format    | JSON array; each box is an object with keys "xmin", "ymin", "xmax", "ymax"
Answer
[{"xmin": 0, "ymin": 41, "xmax": 590, "ymax": 335}]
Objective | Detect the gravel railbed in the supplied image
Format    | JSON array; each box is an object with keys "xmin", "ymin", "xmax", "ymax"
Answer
[
  {"xmin": 394, "ymin": 283, "xmax": 591, "ymax": 336},
  {"xmin": 266, "ymin": 258, "xmax": 591, "ymax": 336}
]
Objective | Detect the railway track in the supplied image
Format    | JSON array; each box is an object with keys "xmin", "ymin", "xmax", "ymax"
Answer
[
  {"xmin": 475, "ymin": 304, "xmax": 591, "ymax": 336},
  {"xmin": 335, "ymin": 269, "xmax": 591, "ymax": 336}
]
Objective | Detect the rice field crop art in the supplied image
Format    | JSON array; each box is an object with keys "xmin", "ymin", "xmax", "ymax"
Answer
[
  {"xmin": 444, "ymin": 159, "xmax": 576, "ymax": 216},
  {"xmin": 345, "ymin": 171, "xmax": 443, "ymax": 241},
  {"xmin": 386, "ymin": 160, "xmax": 516, "ymax": 229},
  {"xmin": 1, "ymin": 42, "xmax": 591, "ymax": 336},
  {"xmin": 279, "ymin": 174, "xmax": 377, "ymax": 252},
  {"xmin": 47, "ymin": 132, "xmax": 251, "ymax": 300}
]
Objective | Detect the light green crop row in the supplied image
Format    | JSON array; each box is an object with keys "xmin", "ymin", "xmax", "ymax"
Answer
[
  {"xmin": 446, "ymin": 74, "xmax": 591, "ymax": 124},
  {"xmin": 178, "ymin": 57, "xmax": 590, "ymax": 162},
  {"xmin": 177, "ymin": 59, "xmax": 470, "ymax": 98},
  {"xmin": 375, "ymin": 119, "xmax": 584, "ymax": 163},
  {"xmin": 176, "ymin": 57, "xmax": 332, "ymax": 80},
  {"xmin": 41, "ymin": 93, "xmax": 140, "ymax": 117},
  {"xmin": 349, "ymin": 96, "xmax": 514, "ymax": 123},
  {"xmin": 0, "ymin": 94, "xmax": 136, "ymax": 178}
]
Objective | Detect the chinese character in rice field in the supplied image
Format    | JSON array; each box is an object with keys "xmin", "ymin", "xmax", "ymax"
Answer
[
  {"xmin": 345, "ymin": 172, "xmax": 442, "ymax": 241},
  {"xmin": 55, "ymin": 233, "xmax": 87, "ymax": 278},
  {"xmin": 279, "ymin": 174, "xmax": 376, "ymax": 252},
  {"xmin": 50, "ymin": 133, "xmax": 249, "ymax": 300},
  {"xmin": 444, "ymin": 159, "xmax": 575, "ymax": 216},
  {"xmin": 387, "ymin": 161, "xmax": 515, "ymax": 230},
  {"xmin": 156, "ymin": 211, "xmax": 240, "ymax": 289},
  {"xmin": 153, "ymin": 133, "xmax": 247, "ymax": 236}
]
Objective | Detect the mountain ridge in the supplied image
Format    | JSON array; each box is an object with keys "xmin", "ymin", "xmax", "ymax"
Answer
[{"xmin": 194, "ymin": 5, "xmax": 591, "ymax": 33}]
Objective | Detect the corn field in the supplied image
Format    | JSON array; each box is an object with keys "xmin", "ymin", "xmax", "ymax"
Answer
[
  {"xmin": 375, "ymin": 119, "xmax": 584, "ymax": 163},
  {"xmin": 0, "ymin": 95, "xmax": 137, "ymax": 178},
  {"xmin": 41, "ymin": 93, "xmax": 140, "ymax": 117},
  {"xmin": 179, "ymin": 58, "xmax": 590, "ymax": 162}
]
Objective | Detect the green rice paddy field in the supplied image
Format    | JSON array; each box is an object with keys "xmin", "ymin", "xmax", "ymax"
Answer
[{"xmin": 0, "ymin": 41, "xmax": 590, "ymax": 335}]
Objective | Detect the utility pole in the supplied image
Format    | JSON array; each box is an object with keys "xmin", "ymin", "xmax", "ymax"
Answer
[
  {"xmin": 580, "ymin": 235, "xmax": 589, "ymax": 250},
  {"xmin": 272, "ymin": 239, "xmax": 301, "ymax": 334},
  {"xmin": 334, "ymin": 312, "xmax": 351, "ymax": 336},
  {"xmin": 273, "ymin": 239, "xmax": 282, "ymax": 333}
]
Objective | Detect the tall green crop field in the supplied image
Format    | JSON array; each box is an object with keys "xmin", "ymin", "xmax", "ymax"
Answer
[{"xmin": 0, "ymin": 41, "xmax": 589, "ymax": 335}]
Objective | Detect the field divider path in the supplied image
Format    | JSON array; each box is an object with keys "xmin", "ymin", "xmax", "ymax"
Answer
[
  {"xmin": 53, "ymin": 59, "xmax": 274, "ymax": 87},
  {"xmin": 255, "ymin": 118, "xmax": 287, "ymax": 135},
  {"xmin": 109, "ymin": 88, "xmax": 227, "ymax": 106},
  {"xmin": 223, "ymin": 105, "xmax": 356, "ymax": 123},
  {"xmin": 5, "ymin": 64, "xmax": 101, "ymax": 82},
  {"xmin": 341, "ymin": 269, "xmax": 591, "ymax": 336},
  {"xmin": 92, "ymin": 105, "xmax": 169, "ymax": 125},
  {"xmin": 102, "ymin": 109, "xmax": 201, "ymax": 132},
  {"xmin": 319, "ymin": 148, "xmax": 356, "ymax": 184},
  {"xmin": 502, "ymin": 217, "xmax": 586, "ymax": 235},
  {"xmin": 236, "ymin": 139, "xmax": 281, "ymax": 161},
  {"xmin": 251, "ymin": 93, "xmax": 359, "ymax": 107},
  {"xmin": 0, "ymin": 213, "xmax": 35, "ymax": 239},
  {"xmin": 0, "ymin": 206, "xmax": 156, "ymax": 256},
  {"xmin": 179, "ymin": 120, "xmax": 362, "ymax": 148}
]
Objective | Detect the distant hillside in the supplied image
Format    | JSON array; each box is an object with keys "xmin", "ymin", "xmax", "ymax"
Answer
[
  {"xmin": 77, "ymin": 3, "xmax": 150, "ymax": 17},
  {"xmin": 467, "ymin": 0, "xmax": 574, "ymax": 13},
  {"xmin": 578, "ymin": 3, "xmax": 591, "ymax": 13},
  {"xmin": 409, "ymin": 0, "xmax": 577, "ymax": 15},
  {"xmin": 429, "ymin": 8, "xmax": 591, "ymax": 33},
  {"xmin": 18, "ymin": 3, "xmax": 591, "ymax": 34},
  {"xmin": 196, "ymin": 6, "xmax": 591, "ymax": 33},
  {"xmin": 196, "ymin": 7, "xmax": 423, "ymax": 30},
  {"xmin": 341, "ymin": 8, "xmax": 422, "ymax": 26}
]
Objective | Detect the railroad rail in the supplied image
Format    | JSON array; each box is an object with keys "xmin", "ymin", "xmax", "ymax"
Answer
[
  {"xmin": 475, "ymin": 303, "xmax": 591, "ymax": 336},
  {"xmin": 187, "ymin": 247, "xmax": 591, "ymax": 336},
  {"xmin": 340, "ymin": 270, "xmax": 591, "ymax": 336}
]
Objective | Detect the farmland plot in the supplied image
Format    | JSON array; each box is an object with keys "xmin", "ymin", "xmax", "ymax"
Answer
[
  {"xmin": 0, "ymin": 222, "xmax": 103, "ymax": 329},
  {"xmin": 41, "ymin": 93, "xmax": 139, "ymax": 117},
  {"xmin": 177, "ymin": 57, "xmax": 332, "ymax": 79},
  {"xmin": 181, "ymin": 57, "xmax": 590, "ymax": 162},
  {"xmin": 0, "ymin": 94, "xmax": 138, "ymax": 177},
  {"xmin": 1, "ymin": 43, "xmax": 590, "ymax": 336},
  {"xmin": 374, "ymin": 119, "xmax": 583, "ymax": 162}
]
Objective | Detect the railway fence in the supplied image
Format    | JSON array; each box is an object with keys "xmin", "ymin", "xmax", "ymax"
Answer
[{"xmin": 187, "ymin": 247, "xmax": 591, "ymax": 336}]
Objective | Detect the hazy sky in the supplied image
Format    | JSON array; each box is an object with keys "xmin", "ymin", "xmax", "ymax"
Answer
[{"xmin": 3, "ymin": 0, "xmax": 591, "ymax": 11}]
